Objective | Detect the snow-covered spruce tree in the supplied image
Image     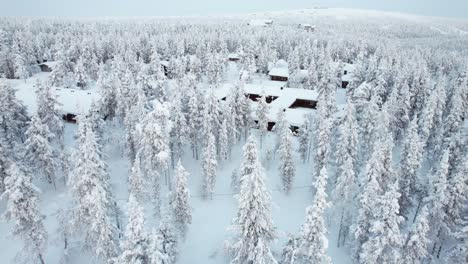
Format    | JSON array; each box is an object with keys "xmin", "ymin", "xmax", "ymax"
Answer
[
  {"xmin": 424, "ymin": 148, "xmax": 450, "ymax": 259},
  {"xmin": 446, "ymin": 156, "xmax": 468, "ymax": 235},
  {"xmin": 129, "ymin": 153, "xmax": 145, "ymax": 202},
  {"xmin": 235, "ymin": 83, "xmax": 252, "ymax": 141},
  {"xmin": 357, "ymin": 92, "xmax": 380, "ymax": 167},
  {"xmin": 97, "ymin": 66, "xmax": 118, "ymax": 120},
  {"xmin": 280, "ymin": 234, "xmax": 300, "ymax": 264},
  {"xmin": 201, "ymin": 130, "xmax": 217, "ymax": 199},
  {"xmin": 170, "ymin": 89, "xmax": 189, "ymax": 166},
  {"xmin": 273, "ymin": 108, "xmax": 288, "ymax": 154},
  {"xmin": 187, "ymin": 85, "xmax": 201, "ymax": 159},
  {"xmin": 71, "ymin": 117, "xmax": 119, "ymax": 261},
  {"xmin": 24, "ymin": 114, "xmax": 58, "ymax": 189},
  {"xmin": 36, "ymin": 80, "xmax": 64, "ymax": 145},
  {"xmin": 353, "ymin": 117, "xmax": 401, "ymax": 263},
  {"xmin": 297, "ymin": 115, "xmax": 311, "ymax": 163},
  {"xmin": 219, "ymin": 116, "xmax": 229, "ymax": 162},
  {"xmin": 169, "ymin": 160, "xmax": 192, "ymax": 237},
  {"xmin": 359, "ymin": 176, "xmax": 404, "ymax": 264},
  {"xmin": 332, "ymin": 102, "xmax": 359, "ymax": 248},
  {"xmin": 48, "ymin": 60, "xmax": 68, "ymax": 87},
  {"xmin": 419, "ymin": 76, "xmax": 446, "ymax": 149},
  {"xmin": 117, "ymin": 194, "xmax": 149, "ymax": 264},
  {"xmin": 447, "ymin": 223, "xmax": 468, "ymax": 263},
  {"xmin": 226, "ymin": 137, "xmax": 277, "ymax": 264},
  {"xmin": 148, "ymin": 228, "xmax": 167, "ymax": 264},
  {"xmin": 138, "ymin": 101, "xmax": 172, "ymax": 215},
  {"xmin": 313, "ymin": 66, "xmax": 336, "ymax": 178},
  {"xmin": 296, "ymin": 166, "xmax": 331, "ymax": 264},
  {"xmin": 157, "ymin": 216, "xmax": 178, "ymax": 264},
  {"xmin": 2, "ymin": 162, "xmax": 47, "ymax": 264},
  {"xmin": 256, "ymin": 92, "xmax": 270, "ymax": 148},
  {"xmin": 0, "ymin": 80, "xmax": 29, "ymax": 156},
  {"xmin": 124, "ymin": 83, "xmax": 148, "ymax": 161},
  {"xmin": 74, "ymin": 57, "xmax": 87, "ymax": 89},
  {"xmin": 224, "ymin": 93, "xmax": 238, "ymax": 159},
  {"xmin": 278, "ymin": 121, "xmax": 295, "ymax": 194},
  {"xmin": 401, "ymin": 205, "xmax": 430, "ymax": 264},
  {"xmin": 399, "ymin": 117, "xmax": 424, "ymax": 216},
  {"xmin": 13, "ymin": 53, "xmax": 29, "ymax": 80}
]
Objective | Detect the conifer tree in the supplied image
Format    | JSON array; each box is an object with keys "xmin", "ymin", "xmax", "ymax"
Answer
[
  {"xmin": 148, "ymin": 228, "xmax": 167, "ymax": 264},
  {"xmin": 297, "ymin": 166, "xmax": 331, "ymax": 264},
  {"xmin": 333, "ymin": 103, "xmax": 359, "ymax": 248},
  {"xmin": 424, "ymin": 148, "xmax": 451, "ymax": 259},
  {"xmin": 219, "ymin": 116, "xmax": 229, "ymax": 162},
  {"xmin": 157, "ymin": 217, "xmax": 178, "ymax": 264},
  {"xmin": 280, "ymin": 235, "xmax": 300, "ymax": 264},
  {"xmin": 227, "ymin": 137, "xmax": 277, "ymax": 264},
  {"xmin": 201, "ymin": 130, "xmax": 217, "ymax": 199},
  {"xmin": 256, "ymin": 92, "xmax": 270, "ymax": 148},
  {"xmin": 129, "ymin": 154, "xmax": 145, "ymax": 202},
  {"xmin": 75, "ymin": 57, "xmax": 87, "ymax": 89},
  {"xmin": 2, "ymin": 163, "xmax": 47, "ymax": 264},
  {"xmin": 71, "ymin": 117, "xmax": 119, "ymax": 260},
  {"xmin": 399, "ymin": 117, "xmax": 424, "ymax": 215},
  {"xmin": 170, "ymin": 89, "xmax": 188, "ymax": 165},
  {"xmin": 278, "ymin": 123, "xmax": 295, "ymax": 194},
  {"xmin": 117, "ymin": 194, "xmax": 149, "ymax": 264},
  {"xmin": 297, "ymin": 115, "xmax": 311, "ymax": 163},
  {"xmin": 36, "ymin": 81, "xmax": 64, "ymax": 145},
  {"xmin": 169, "ymin": 160, "xmax": 192, "ymax": 237},
  {"xmin": 139, "ymin": 102, "xmax": 172, "ymax": 215},
  {"xmin": 48, "ymin": 60, "xmax": 68, "ymax": 87},
  {"xmin": 24, "ymin": 114, "xmax": 58, "ymax": 189},
  {"xmin": 0, "ymin": 80, "xmax": 29, "ymax": 156},
  {"xmin": 402, "ymin": 206, "xmax": 430, "ymax": 264}
]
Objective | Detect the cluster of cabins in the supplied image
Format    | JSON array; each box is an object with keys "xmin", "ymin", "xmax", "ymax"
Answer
[
  {"xmin": 217, "ymin": 82, "xmax": 321, "ymax": 133},
  {"xmin": 32, "ymin": 57, "xmax": 352, "ymax": 130}
]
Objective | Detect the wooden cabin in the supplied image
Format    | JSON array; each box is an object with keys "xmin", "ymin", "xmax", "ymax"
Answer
[
  {"xmin": 269, "ymin": 68, "xmax": 289, "ymax": 82},
  {"xmin": 39, "ymin": 63, "xmax": 52, "ymax": 72},
  {"xmin": 289, "ymin": 98, "xmax": 318, "ymax": 109},
  {"xmin": 62, "ymin": 113, "xmax": 77, "ymax": 123},
  {"xmin": 342, "ymin": 81, "xmax": 350, "ymax": 88},
  {"xmin": 228, "ymin": 53, "xmax": 240, "ymax": 62}
]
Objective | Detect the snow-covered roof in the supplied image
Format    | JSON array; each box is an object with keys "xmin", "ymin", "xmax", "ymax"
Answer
[
  {"xmin": 216, "ymin": 83, "xmax": 318, "ymax": 127},
  {"xmin": 275, "ymin": 59, "xmax": 289, "ymax": 68},
  {"xmin": 54, "ymin": 88, "xmax": 100, "ymax": 115},
  {"xmin": 39, "ymin": 61, "xmax": 62, "ymax": 69},
  {"xmin": 268, "ymin": 67, "xmax": 289, "ymax": 78},
  {"xmin": 13, "ymin": 77, "xmax": 100, "ymax": 116},
  {"xmin": 248, "ymin": 19, "xmax": 273, "ymax": 27},
  {"xmin": 228, "ymin": 53, "xmax": 239, "ymax": 59},
  {"xmin": 342, "ymin": 63, "xmax": 356, "ymax": 82},
  {"xmin": 160, "ymin": 60, "xmax": 170, "ymax": 67}
]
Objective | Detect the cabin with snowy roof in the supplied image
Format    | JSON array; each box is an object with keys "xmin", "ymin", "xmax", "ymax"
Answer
[
  {"xmin": 216, "ymin": 82, "xmax": 319, "ymax": 133},
  {"xmin": 269, "ymin": 59, "xmax": 290, "ymax": 82},
  {"xmin": 341, "ymin": 63, "xmax": 355, "ymax": 88},
  {"xmin": 298, "ymin": 23, "xmax": 315, "ymax": 32},
  {"xmin": 38, "ymin": 61, "xmax": 61, "ymax": 72},
  {"xmin": 16, "ymin": 83, "xmax": 101, "ymax": 124},
  {"xmin": 227, "ymin": 53, "xmax": 240, "ymax": 62},
  {"xmin": 248, "ymin": 19, "xmax": 273, "ymax": 27}
]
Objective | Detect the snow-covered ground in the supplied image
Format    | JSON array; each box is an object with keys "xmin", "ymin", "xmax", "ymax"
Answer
[{"xmin": 1, "ymin": 7, "xmax": 467, "ymax": 264}]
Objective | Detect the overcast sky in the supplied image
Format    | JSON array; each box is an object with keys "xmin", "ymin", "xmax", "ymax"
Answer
[{"xmin": 1, "ymin": 0, "xmax": 467, "ymax": 18}]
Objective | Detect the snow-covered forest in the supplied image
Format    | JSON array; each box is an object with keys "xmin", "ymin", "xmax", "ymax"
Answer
[{"xmin": 0, "ymin": 8, "xmax": 467, "ymax": 264}]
